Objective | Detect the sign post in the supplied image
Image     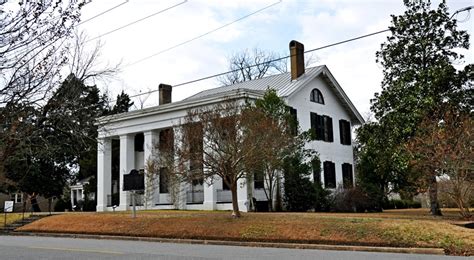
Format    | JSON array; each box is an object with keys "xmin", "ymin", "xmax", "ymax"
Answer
[
  {"xmin": 4, "ymin": 201, "xmax": 14, "ymax": 230},
  {"xmin": 123, "ymin": 169, "xmax": 144, "ymax": 219}
]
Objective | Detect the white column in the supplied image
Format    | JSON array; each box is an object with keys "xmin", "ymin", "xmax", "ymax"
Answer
[
  {"xmin": 144, "ymin": 131, "xmax": 158, "ymax": 209},
  {"xmin": 237, "ymin": 178, "xmax": 248, "ymax": 212},
  {"xmin": 97, "ymin": 138, "xmax": 112, "ymax": 212},
  {"xmin": 203, "ymin": 182, "xmax": 216, "ymax": 210},
  {"xmin": 119, "ymin": 134, "xmax": 135, "ymax": 211}
]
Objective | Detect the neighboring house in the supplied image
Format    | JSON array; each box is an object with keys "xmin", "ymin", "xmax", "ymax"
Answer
[
  {"xmin": 0, "ymin": 192, "xmax": 53, "ymax": 212},
  {"xmin": 70, "ymin": 177, "xmax": 95, "ymax": 210},
  {"xmin": 96, "ymin": 40, "xmax": 364, "ymax": 212}
]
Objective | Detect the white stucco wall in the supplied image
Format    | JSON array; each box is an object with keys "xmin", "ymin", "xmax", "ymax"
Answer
[{"xmin": 286, "ymin": 76, "xmax": 355, "ymax": 188}]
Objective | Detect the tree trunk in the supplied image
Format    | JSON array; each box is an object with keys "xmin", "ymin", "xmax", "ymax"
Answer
[
  {"xmin": 428, "ymin": 175, "xmax": 442, "ymax": 216},
  {"xmin": 230, "ymin": 183, "xmax": 241, "ymax": 218}
]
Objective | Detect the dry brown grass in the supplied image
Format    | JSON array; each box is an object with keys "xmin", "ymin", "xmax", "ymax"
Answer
[{"xmin": 18, "ymin": 209, "xmax": 473, "ymax": 256}]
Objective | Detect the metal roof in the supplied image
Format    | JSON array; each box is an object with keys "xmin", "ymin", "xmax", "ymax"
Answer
[{"xmin": 185, "ymin": 66, "xmax": 325, "ymax": 101}]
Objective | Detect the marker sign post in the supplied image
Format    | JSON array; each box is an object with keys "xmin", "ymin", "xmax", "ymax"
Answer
[
  {"xmin": 3, "ymin": 200, "xmax": 14, "ymax": 230},
  {"xmin": 123, "ymin": 169, "xmax": 145, "ymax": 218}
]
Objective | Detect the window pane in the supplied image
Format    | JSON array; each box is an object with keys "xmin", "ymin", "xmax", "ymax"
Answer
[
  {"xmin": 323, "ymin": 161, "xmax": 336, "ymax": 189},
  {"xmin": 342, "ymin": 163, "xmax": 354, "ymax": 188}
]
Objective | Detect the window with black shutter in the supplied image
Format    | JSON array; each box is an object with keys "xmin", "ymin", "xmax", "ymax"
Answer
[
  {"xmin": 342, "ymin": 163, "xmax": 354, "ymax": 188},
  {"xmin": 310, "ymin": 113, "xmax": 333, "ymax": 142},
  {"xmin": 323, "ymin": 161, "xmax": 336, "ymax": 188},
  {"xmin": 339, "ymin": 120, "xmax": 351, "ymax": 145}
]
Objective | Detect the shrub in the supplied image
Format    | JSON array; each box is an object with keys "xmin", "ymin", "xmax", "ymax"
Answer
[
  {"xmin": 54, "ymin": 197, "xmax": 72, "ymax": 212},
  {"xmin": 83, "ymin": 199, "xmax": 96, "ymax": 211},
  {"xmin": 283, "ymin": 152, "xmax": 316, "ymax": 212},
  {"xmin": 313, "ymin": 182, "xmax": 331, "ymax": 212},
  {"xmin": 383, "ymin": 199, "xmax": 422, "ymax": 209},
  {"xmin": 330, "ymin": 186, "xmax": 378, "ymax": 213}
]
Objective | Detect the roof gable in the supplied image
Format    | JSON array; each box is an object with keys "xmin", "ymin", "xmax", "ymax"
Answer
[{"xmin": 185, "ymin": 65, "xmax": 364, "ymax": 124}]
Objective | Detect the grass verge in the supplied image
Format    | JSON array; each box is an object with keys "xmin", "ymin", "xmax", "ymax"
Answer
[
  {"xmin": 0, "ymin": 213, "xmax": 31, "ymax": 227},
  {"xmin": 17, "ymin": 209, "xmax": 473, "ymax": 256}
]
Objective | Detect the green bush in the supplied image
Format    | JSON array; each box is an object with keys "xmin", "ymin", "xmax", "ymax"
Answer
[
  {"xmin": 83, "ymin": 199, "xmax": 96, "ymax": 211},
  {"xmin": 54, "ymin": 197, "xmax": 72, "ymax": 212}
]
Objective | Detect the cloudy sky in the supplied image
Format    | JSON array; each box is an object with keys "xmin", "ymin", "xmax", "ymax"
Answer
[{"xmin": 77, "ymin": 0, "xmax": 473, "ymax": 116}]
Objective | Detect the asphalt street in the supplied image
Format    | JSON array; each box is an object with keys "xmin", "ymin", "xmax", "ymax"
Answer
[{"xmin": 0, "ymin": 235, "xmax": 469, "ymax": 260}]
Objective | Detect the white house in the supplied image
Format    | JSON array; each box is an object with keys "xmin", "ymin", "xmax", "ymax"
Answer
[{"xmin": 96, "ymin": 40, "xmax": 364, "ymax": 212}]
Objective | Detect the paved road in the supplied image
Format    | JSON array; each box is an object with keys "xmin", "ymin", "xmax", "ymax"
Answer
[{"xmin": 0, "ymin": 235, "xmax": 468, "ymax": 260}]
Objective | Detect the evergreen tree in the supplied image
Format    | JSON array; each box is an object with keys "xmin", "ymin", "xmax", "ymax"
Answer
[{"xmin": 357, "ymin": 0, "xmax": 472, "ymax": 215}]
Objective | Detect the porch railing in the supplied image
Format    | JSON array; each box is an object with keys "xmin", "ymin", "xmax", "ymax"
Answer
[{"xmin": 186, "ymin": 190, "xmax": 204, "ymax": 204}]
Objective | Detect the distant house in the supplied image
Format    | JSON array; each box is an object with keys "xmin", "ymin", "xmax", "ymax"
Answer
[
  {"xmin": 70, "ymin": 177, "xmax": 95, "ymax": 211},
  {"xmin": 0, "ymin": 192, "xmax": 53, "ymax": 212},
  {"xmin": 95, "ymin": 40, "xmax": 364, "ymax": 212}
]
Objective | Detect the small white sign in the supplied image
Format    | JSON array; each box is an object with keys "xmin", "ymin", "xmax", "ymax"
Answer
[{"xmin": 4, "ymin": 201, "xmax": 14, "ymax": 213}]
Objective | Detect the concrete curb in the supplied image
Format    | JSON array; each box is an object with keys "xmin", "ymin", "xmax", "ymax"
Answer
[{"xmin": 6, "ymin": 231, "xmax": 445, "ymax": 255}]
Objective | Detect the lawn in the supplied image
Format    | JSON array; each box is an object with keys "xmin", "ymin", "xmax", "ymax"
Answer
[
  {"xmin": 0, "ymin": 213, "xmax": 30, "ymax": 227},
  {"xmin": 17, "ymin": 209, "xmax": 473, "ymax": 256}
]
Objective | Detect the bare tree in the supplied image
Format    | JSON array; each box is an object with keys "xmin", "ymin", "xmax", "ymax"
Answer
[
  {"xmin": 406, "ymin": 108, "xmax": 473, "ymax": 218},
  {"xmin": 0, "ymin": 0, "xmax": 87, "ymax": 106},
  {"xmin": 175, "ymin": 99, "xmax": 262, "ymax": 217},
  {"xmin": 67, "ymin": 31, "xmax": 120, "ymax": 85},
  {"xmin": 218, "ymin": 48, "xmax": 318, "ymax": 86},
  {"xmin": 217, "ymin": 48, "xmax": 287, "ymax": 86}
]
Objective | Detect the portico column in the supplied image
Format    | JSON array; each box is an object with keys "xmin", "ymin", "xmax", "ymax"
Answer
[
  {"xmin": 237, "ymin": 178, "xmax": 248, "ymax": 212},
  {"xmin": 97, "ymin": 138, "xmax": 112, "ymax": 212},
  {"xmin": 119, "ymin": 134, "xmax": 134, "ymax": 211},
  {"xmin": 144, "ymin": 130, "xmax": 158, "ymax": 209},
  {"xmin": 203, "ymin": 182, "xmax": 216, "ymax": 210}
]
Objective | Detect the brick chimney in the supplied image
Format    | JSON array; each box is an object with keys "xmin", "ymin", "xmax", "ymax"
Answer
[
  {"xmin": 159, "ymin": 83, "xmax": 172, "ymax": 105},
  {"xmin": 289, "ymin": 40, "xmax": 305, "ymax": 80}
]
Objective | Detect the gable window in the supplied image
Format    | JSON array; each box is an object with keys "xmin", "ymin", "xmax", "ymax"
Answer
[
  {"xmin": 323, "ymin": 161, "xmax": 336, "ymax": 189},
  {"xmin": 342, "ymin": 163, "xmax": 354, "ymax": 188},
  {"xmin": 310, "ymin": 112, "xmax": 333, "ymax": 142},
  {"xmin": 310, "ymin": 89, "xmax": 324, "ymax": 104},
  {"xmin": 339, "ymin": 120, "xmax": 351, "ymax": 145}
]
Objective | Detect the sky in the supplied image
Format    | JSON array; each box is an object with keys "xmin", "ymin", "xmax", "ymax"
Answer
[{"xmin": 77, "ymin": 0, "xmax": 474, "ymax": 117}]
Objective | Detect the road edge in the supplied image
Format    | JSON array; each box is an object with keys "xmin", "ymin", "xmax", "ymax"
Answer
[{"xmin": 5, "ymin": 231, "xmax": 446, "ymax": 255}]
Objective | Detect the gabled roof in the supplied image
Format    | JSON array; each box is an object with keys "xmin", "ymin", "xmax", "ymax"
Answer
[{"xmin": 186, "ymin": 65, "xmax": 364, "ymax": 124}]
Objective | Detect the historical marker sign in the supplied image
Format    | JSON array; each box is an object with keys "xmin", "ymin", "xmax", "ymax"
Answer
[{"xmin": 4, "ymin": 201, "xmax": 13, "ymax": 213}]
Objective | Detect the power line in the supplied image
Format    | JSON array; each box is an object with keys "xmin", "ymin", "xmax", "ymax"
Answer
[
  {"xmin": 86, "ymin": 0, "xmax": 188, "ymax": 43},
  {"xmin": 125, "ymin": 0, "xmax": 282, "ymax": 68},
  {"xmin": 121, "ymin": 28, "xmax": 391, "ymax": 101},
  {"xmin": 78, "ymin": 0, "xmax": 130, "ymax": 26}
]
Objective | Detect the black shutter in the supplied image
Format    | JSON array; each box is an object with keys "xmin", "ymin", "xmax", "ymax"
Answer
[
  {"xmin": 310, "ymin": 112, "xmax": 317, "ymax": 140},
  {"xmin": 327, "ymin": 116, "xmax": 333, "ymax": 142},
  {"xmin": 329, "ymin": 162, "xmax": 336, "ymax": 188},
  {"xmin": 323, "ymin": 161, "xmax": 329, "ymax": 187},
  {"xmin": 345, "ymin": 121, "xmax": 351, "ymax": 145},
  {"xmin": 317, "ymin": 115, "xmax": 324, "ymax": 140},
  {"xmin": 339, "ymin": 120, "xmax": 345, "ymax": 144},
  {"xmin": 342, "ymin": 163, "xmax": 354, "ymax": 188}
]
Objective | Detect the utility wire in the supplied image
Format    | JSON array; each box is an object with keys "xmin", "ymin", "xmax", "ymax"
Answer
[
  {"xmin": 122, "ymin": 28, "xmax": 391, "ymax": 101},
  {"xmin": 78, "ymin": 0, "xmax": 130, "ymax": 26},
  {"xmin": 86, "ymin": 0, "xmax": 188, "ymax": 43},
  {"xmin": 125, "ymin": 0, "xmax": 282, "ymax": 68}
]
